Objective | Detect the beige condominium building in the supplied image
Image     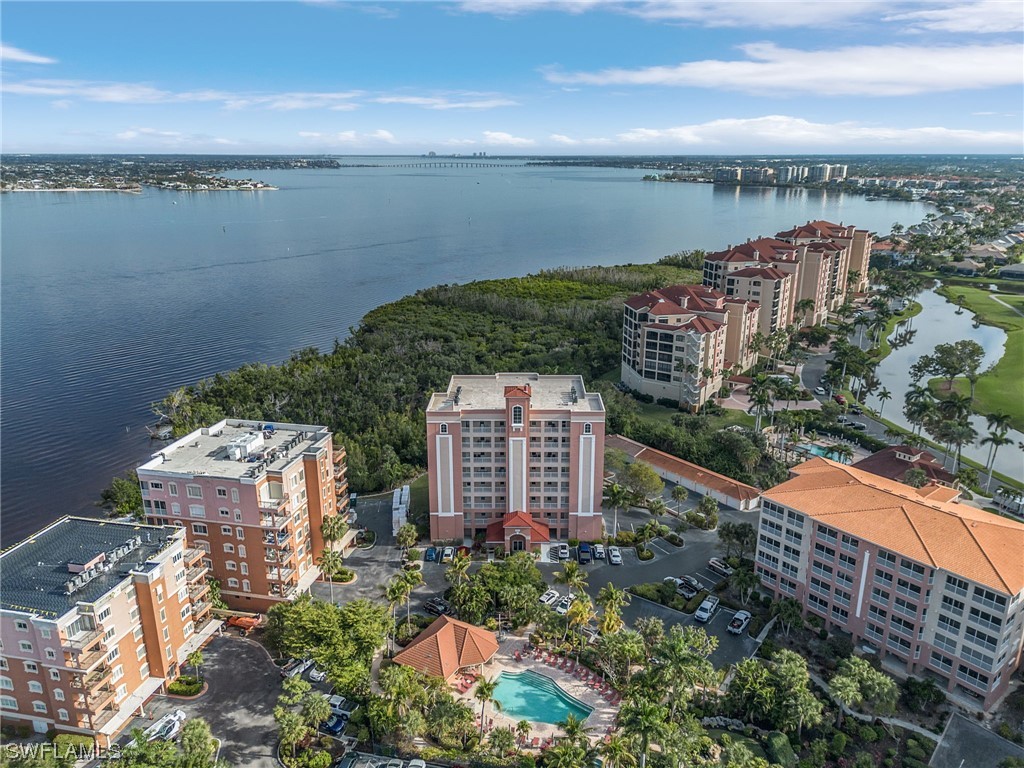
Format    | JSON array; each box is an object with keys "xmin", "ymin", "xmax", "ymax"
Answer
[
  {"xmin": 137, "ymin": 419, "xmax": 350, "ymax": 613},
  {"xmin": 755, "ymin": 458, "xmax": 1024, "ymax": 711},
  {"xmin": 425, "ymin": 374, "xmax": 605, "ymax": 549},
  {"xmin": 621, "ymin": 284, "xmax": 757, "ymax": 408},
  {"xmin": 0, "ymin": 517, "xmax": 217, "ymax": 744}
]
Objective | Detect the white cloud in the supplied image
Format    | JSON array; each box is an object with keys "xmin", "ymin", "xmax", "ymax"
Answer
[
  {"xmin": 113, "ymin": 126, "xmax": 239, "ymax": 147},
  {"xmin": 459, "ymin": 1, "xmax": 1020, "ymax": 31},
  {"xmin": 543, "ymin": 42, "xmax": 1024, "ymax": 96},
  {"xmin": 222, "ymin": 91, "xmax": 362, "ymax": 110},
  {"xmin": 613, "ymin": 115, "xmax": 1022, "ymax": 149},
  {"xmin": 482, "ymin": 130, "xmax": 535, "ymax": 146},
  {"xmin": 297, "ymin": 129, "xmax": 398, "ymax": 145},
  {"xmin": 0, "ymin": 43, "xmax": 56, "ymax": 64},
  {"xmin": 373, "ymin": 94, "xmax": 518, "ymax": 110},
  {"xmin": 50, "ymin": 99, "xmax": 73, "ymax": 109},
  {"xmin": 549, "ymin": 133, "xmax": 613, "ymax": 146},
  {"xmin": 883, "ymin": 1, "xmax": 1024, "ymax": 33}
]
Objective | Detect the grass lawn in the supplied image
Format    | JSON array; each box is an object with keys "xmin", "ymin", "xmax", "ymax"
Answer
[
  {"xmin": 931, "ymin": 285, "xmax": 1024, "ymax": 432},
  {"xmin": 870, "ymin": 301, "xmax": 923, "ymax": 362},
  {"xmin": 635, "ymin": 400, "xmax": 755, "ymax": 431},
  {"xmin": 705, "ymin": 729, "xmax": 767, "ymax": 759}
]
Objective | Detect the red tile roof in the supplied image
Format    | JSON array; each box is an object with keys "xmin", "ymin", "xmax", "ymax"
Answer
[
  {"xmin": 685, "ymin": 315, "xmax": 722, "ymax": 333},
  {"xmin": 504, "ymin": 385, "xmax": 531, "ymax": 398},
  {"xmin": 605, "ymin": 435, "xmax": 761, "ymax": 503},
  {"xmin": 728, "ymin": 266, "xmax": 790, "ymax": 280},
  {"xmin": 393, "ymin": 615, "xmax": 499, "ymax": 682},
  {"xmin": 851, "ymin": 446, "xmax": 957, "ymax": 487},
  {"xmin": 485, "ymin": 511, "xmax": 551, "ymax": 544}
]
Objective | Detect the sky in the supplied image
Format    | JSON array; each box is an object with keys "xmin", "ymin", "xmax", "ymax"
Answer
[{"xmin": 2, "ymin": 0, "xmax": 1023, "ymax": 155}]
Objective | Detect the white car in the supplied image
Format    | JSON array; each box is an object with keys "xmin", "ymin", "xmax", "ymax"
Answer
[
  {"xmin": 707, "ymin": 558, "xmax": 734, "ymax": 577},
  {"xmin": 728, "ymin": 610, "xmax": 752, "ymax": 635},
  {"xmin": 309, "ymin": 665, "xmax": 327, "ymax": 682},
  {"xmin": 694, "ymin": 596, "xmax": 719, "ymax": 623},
  {"xmin": 556, "ymin": 543, "xmax": 571, "ymax": 560},
  {"xmin": 555, "ymin": 592, "xmax": 577, "ymax": 615},
  {"xmin": 593, "ymin": 543, "xmax": 606, "ymax": 560},
  {"xmin": 143, "ymin": 710, "xmax": 186, "ymax": 742},
  {"xmin": 539, "ymin": 588, "xmax": 560, "ymax": 606},
  {"xmin": 440, "ymin": 546, "xmax": 455, "ymax": 564},
  {"xmin": 814, "ymin": 386, "xmax": 827, "ymax": 396},
  {"xmin": 408, "ymin": 761, "xmax": 427, "ymax": 768},
  {"xmin": 607, "ymin": 546, "xmax": 622, "ymax": 565}
]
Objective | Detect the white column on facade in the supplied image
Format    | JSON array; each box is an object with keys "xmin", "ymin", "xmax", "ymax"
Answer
[
  {"xmin": 509, "ymin": 438, "xmax": 527, "ymax": 513},
  {"xmin": 576, "ymin": 434, "xmax": 595, "ymax": 515},
  {"xmin": 855, "ymin": 551, "xmax": 871, "ymax": 618},
  {"xmin": 435, "ymin": 434, "xmax": 455, "ymax": 515}
]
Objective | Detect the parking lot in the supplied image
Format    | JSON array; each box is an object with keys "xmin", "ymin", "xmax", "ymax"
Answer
[{"xmin": 117, "ymin": 636, "xmax": 284, "ymax": 768}]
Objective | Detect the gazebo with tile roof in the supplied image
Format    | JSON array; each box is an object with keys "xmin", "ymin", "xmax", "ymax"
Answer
[{"xmin": 392, "ymin": 615, "xmax": 499, "ymax": 683}]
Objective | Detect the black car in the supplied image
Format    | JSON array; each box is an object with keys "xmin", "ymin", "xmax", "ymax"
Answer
[
  {"xmin": 850, "ymin": 422, "xmax": 868, "ymax": 431},
  {"xmin": 849, "ymin": 406, "xmax": 863, "ymax": 415},
  {"xmin": 424, "ymin": 597, "xmax": 452, "ymax": 616}
]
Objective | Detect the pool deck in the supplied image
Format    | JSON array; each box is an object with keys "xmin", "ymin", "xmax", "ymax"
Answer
[{"xmin": 454, "ymin": 636, "xmax": 619, "ymax": 745}]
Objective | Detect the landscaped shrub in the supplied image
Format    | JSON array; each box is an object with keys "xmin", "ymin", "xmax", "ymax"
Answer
[
  {"xmin": 656, "ymin": 397, "xmax": 678, "ymax": 408},
  {"xmin": 407, "ymin": 548, "xmax": 421, "ymax": 561},
  {"xmin": 831, "ymin": 732, "xmax": 848, "ymax": 757},
  {"xmin": 901, "ymin": 758, "xmax": 928, "ymax": 768},
  {"xmin": 758, "ymin": 638, "xmax": 779, "ymax": 659},
  {"xmin": 614, "ymin": 530, "xmax": 637, "ymax": 546},
  {"xmin": 53, "ymin": 733, "xmax": 95, "ymax": 754},
  {"xmin": 168, "ymin": 674, "xmax": 202, "ymax": 696},
  {"xmin": 629, "ymin": 583, "xmax": 664, "ymax": 603},
  {"xmin": 683, "ymin": 590, "xmax": 709, "ymax": 613},
  {"xmin": 664, "ymin": 533, "xmax": 684, "ymax": 547},
  {"xmin": 764, "ymin": 731, "xmax": 797, "ymax": 768},
  {"xmin": 0, "ymin": 722, "xmax": 31, "ymax": 740},
  {"xmin": 335, "ymin": 567, "xmax": 354, "ymax": 583},
  {"xmin": 824, "ymin": 635, "xmax": 855, "ymax": 661},
  {"xmin": 858, "ymin": 724, "xmax": 879, "ymax": 743},
  {"xmin": 636, "ymin": 547, "xmax": 654, "ymax": 561},
  {"xmin": 905, "ymin": 740, "xmax": 928, "ymax": 761}
]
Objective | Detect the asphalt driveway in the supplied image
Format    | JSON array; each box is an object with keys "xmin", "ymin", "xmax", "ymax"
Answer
[{"xmin": 120, "ymin": 636, "xmax": 282, "ymax": 767}]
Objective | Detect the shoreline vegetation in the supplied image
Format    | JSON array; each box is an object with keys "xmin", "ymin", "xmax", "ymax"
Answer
[
  {"xmin": 1, "ymin": 186, "xmax": 279, "ymax": 193},
  {"xmin": 153, "ymin": 261, "xmax": 792, "ymax": 498},
  {"xmin": 929, "ymin": 285, "xmax": 1024, "ymax": 432}
]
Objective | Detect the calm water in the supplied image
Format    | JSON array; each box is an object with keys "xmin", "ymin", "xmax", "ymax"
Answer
[
  {"xmin": 1, "ymin": 160, "xmax": 927, "ymax": 541},
  {"xmin": 492, "ymin": 669, "xmax": 593, "ymax": 724},
  {"xmin": 866, "ymin": 286, "xmax": 1024, "ymax": 478}
]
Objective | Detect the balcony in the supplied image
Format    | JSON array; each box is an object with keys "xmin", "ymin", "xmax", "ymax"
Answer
[
  {"xmin": 264, "ymin": 547, "xmax": 295, "ymax": 564},
  {"xmin": 62, "ymin": 628, "xmax": 102, "ymax": 652},
  {"xmin": 188, "ymin": 582, "xmax": 211, "ymax": 601},
  {"xmin": 90, "ymin": 709, "xmax": 116, "ymax": 729},
  {"xmin": 260, "ymin": 512, "xmax": 290, "ymax": 529},
  {"xmin": 65, "ymin": 646, "xmax": 106, "ymax": 672},
  {"xmin": 186, "ymin": 564, "xmax": 209, "ymax": 583},
  {"xmin": 259, "ymin": 493, "xmax": 291, "ymax": 518},
  {"xmin": 266, "ymin": 567, "xmax": 296, "ymax": 582},
  {"xmin": 84, "ymin": 665, "xmax": 113, "ymax": 690},
  {"xmin": 263, "ymin": 530, "xmax": 290, "ymax": 547},
  {"xmin": 191, "ymin": 600, "xmax": 212, "ymax": 618},
  {"xmin": 184, "ymin": 547, "xmax": 206, "ymax": 566},
  {"xmin": 88, "ymin": 685, "xmax": 116, "ymax": 711},
  {"xmin": 270, "ymin": 583, "xmax": 298, "ymax": 599}
]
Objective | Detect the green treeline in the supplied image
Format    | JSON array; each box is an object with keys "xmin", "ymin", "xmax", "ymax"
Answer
[{"xmin": 155, "ymin": 262, "xmax": 782, "ymax": 494}]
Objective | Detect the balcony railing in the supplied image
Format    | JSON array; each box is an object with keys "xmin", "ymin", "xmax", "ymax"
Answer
[
  {"xmin": 186, "ymin": 564, "xmax": 209, "ymax": 583},
  {"xmin": 90, "ymin": 709, "xmax": 116, "ymax": 729},
  {"xmin": 89, "ymin": 686, "xmax": 116, "ymax": 711},
  {"xmin": 184, "ymin": 547, "xmax": 206, "ymax": 566},
  {"xmin": 84, "ymin": 665, "xmax": 113, "ymax": 690},
  {"xmin": 188, "ymin": 582, "xmax": 211, "ymax": 601},
  {"xmin": 65, "ymin": 646, "xmax": 105, "ymax": 672},
  {"xmin": 61, "ymin": 628, "xmax": 102, "ymax": 652},
  {"xmin": 267, "ymin": 567, "xmax": 296, "ymax": 581},
  {"xmin": 191, "ymin": 600, "xmax": 212, "ymax": 617},
  {"xmin": 260, "ymin": 512, "xmax": 289, "ymax": 529}
]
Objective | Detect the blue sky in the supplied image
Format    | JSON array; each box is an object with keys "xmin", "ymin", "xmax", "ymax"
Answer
[{"xmin": 2, "ymin": 0, "xmax": 1022, "ymax": 154}]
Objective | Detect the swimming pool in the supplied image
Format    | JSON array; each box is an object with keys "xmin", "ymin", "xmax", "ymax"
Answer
[
  {"xmin": 801, "ymin": 444, "xmax": 849, "ymax": 463},
  {"xmin": 492, "ymin": 669, "xmax": 593, "ymax": 724}
]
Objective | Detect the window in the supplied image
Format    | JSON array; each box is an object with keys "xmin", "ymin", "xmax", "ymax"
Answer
[
  {"xmin": 242, "ymin": 579, "xmax": 251, "ymax": 593},
  {"xmin": 112, "ymin": 665, "xmax": 124, "ymax": 683},
  {"xmin": 106, "ymin": 648, "xmax": 120, "ymax": 663},
  {"xmin": 23, "ymin": 661, "xmax": 37, "ymax": 674},
  {"xmin": 0, "ymin": 660, "xmax": 6, "ymax": 671},
  {"xmin": 231, "ymin": 488, "xmax": 239, "ymax": 503},
  {"xmin": 58, "ymin": 709, "xmax": 69, "ymax": 722},
  {"xmin": 168, "ymin": 483, "xmax": 178, "ymax": 496},
  {"xmin": 133, "ymin": 626, "xmax": 144, "ymax": 641},
  {"xmin": 440, "ymin": 423, "xmax": 448, "ymax": 434},
  {"xmin": 945, "ymin": 576, "xmax": 968, "ymax": 597},
  {"xmin": 171, "ymin": 503, "xmax": 181, "ymax": 516},
  {"xmin": 219, "ymin": 508, "xmax": 230, "ymax": 518},
  {"xmin": 192, "ymin": 523, "xmax": 208, "ymax": 536},
  {"xmin": 511, "ymin": 405, "xmax": 523, "ymax": 427},
  {"xmin": 0, "ymin": 677, "xmax": 11, "ymax": 690},
  {"xmin": 225, "ymin": 561, "xmax": 237, "ymax": 571},
  {"xmin": 103, "ymin": 627, "xmax": 116, "ymax": 642},
  {"xmin": 150, "ymin": 481, "xmax": 164, "ymax": 490},
  {"xmin": 39, "ymin": 629, "xmax": 51, "ymax": 640},
  {"xmin": 878, "ymin": 550, "xmax": 897, "ymax": 567},
  {"xmin": 217, "ymin": 487, "xmax": 228, "ymax": 498},
  {"xmin": 45, "ymin": 648, "xmax": 56, "ymax": 660},
  {"xmin": 221, "ymin": 525, "xmax": 232, "ymax": 535},
  {"xmin": 240, "ymin": 562, "xmax": 249, "ymax": 575},
  {"xmin": 187, "ymin": 485, "xmax": 203, "ymax": 499},
  {"xmin": 0, "ymin": 696, "xmax": 15, "ymax": 710},
  {"xmin": 238, "ymin": 545, "xmax": 246, "ymax": 558},
  {"xmin": 116, "ymin": 683, "xmax": 129, "ymax": 700},
  {"xmin": 223, "ymin": 543, "xmax": 234, "ymax": 554},
  {"xmin": 138, "ymin": 644, "xmax": 148, "ymax": 660},
  {"xmin": 33, "ymin": 701, "xmax": 47, "ymax": 713},
  {"xmin": 227, "ymin": 578, "xmax": 239, "ymax": 588},
  {"xmin": 162, "ymin": 627, "xmax": 170, "ymax": 641},
  {"xmin": 48, "ymin": 670, "xmax": 59, "ymax": 681},
  {"xmin": 236, "ymin": 527, "xmax": 244, "ymax": 541},
  {"xmin": 584, "ymin": 423, "xmax": 592, "ymax": 435},
  {"xmin": 188, "ymin": 505, "xmax": 206, "ymax": 518},
  {"xmin": 14, "ymin": 621, "xmax": 28, "ymax": 632}
]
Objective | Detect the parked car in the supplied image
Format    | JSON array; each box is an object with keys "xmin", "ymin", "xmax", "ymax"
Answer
[
  {"xmin": 608, "ymin": 546, "xmax": 622, "ymax": 565},
  {"xmin": 676, "ymin": 583, "xmax": 699, "ymax": 599},
  {"xmin": 319, "ymin": 714, "xmax": 347, "ymax": 736},
  {"xmin": 555, "ymin": 593, "xmax": 577, "ymax": 615},
  {"xmin": 836, "ymin": 415, "xmax": 850, "ymax": 424},
  {"xmin": 323, "ymin": 694, "xmax": 358, "ymax": 717},
  {"xmin": 593, "ymin": 544, "xmax": 606, "ymax": 560},
  {"xmin": 408, "ymin": 761, "xmax": 427, "ymax": 768},
  {"xmin": 577, "ymin": 542, "xmax": 592, "ymax": 564},
  {"xmin": 694, "ymin": 596, "xmax": 719, "ymax": 623},
  {"xmin": 539, "ymin": 588, "xmax": 560, "ymax": 606},
  {"xmin": 849, "ymin": 405, "xmax": 863, "ymax": 415},
  {"xmin": 814, "ymin": 386, "xmax": 827, "ymax": 396},
  {"xmin": 663, "ymin": 576, "xmax": 685, "ymax": 590},
  {"xmin": 707, "ymin": 558, "xmax": 734, "ymax": 577},
  {"xmin": 728, "ymin": 610, "xmax": 752, "ymax": 635},
  {"xmin": 281, "ymin": 658, "xmax": 314, "ymax": 678},
  {"xmin": 679, "ymin": 575, "xmax": 701, "ymax": 591},
  {"xmin": 425, "ymin": 597, "xmax": 452, "ymax": 616},
  {"xmin": 557, "ymin": 543, "xmax": 571, "ymax": 560},
  {"xmin": 425, "ymin": 546, "xmax": 438, "ymax": 562},
  {"xmin": 440, "ymin": 546, "xmax": 455, "ymax": 564},
  {"xmin": 143, "ymin": 710, "xmax": 187, "ymax": 742},
  {"xmin": 850, "ymin": 422, "xmax": 868, "ymax": 431},
  {"xmin": 833, "ymin": 394, "xmax": 847, "ymax": 405},
  {"xmin": 309, "ymin": 665, "xmax": 327, "ymax": 682}
]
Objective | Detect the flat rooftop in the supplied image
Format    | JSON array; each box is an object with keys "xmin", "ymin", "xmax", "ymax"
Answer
[
  {"xmin": 139, "ymin": 419, "xmax": 330, "ymax": 480},
  {"xmin": 427, "ymin": 373, "xmax": 604, "ymax": 414},
  {"xmin": 1, "ymin": 517, "xmax": 181, "ymax": 618}
]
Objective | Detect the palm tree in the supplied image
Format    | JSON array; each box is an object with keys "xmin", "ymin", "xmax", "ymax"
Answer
[
  {"xmin": 317, "ymin": 549, "xmax": 345, "ymax": 603},
  {"xmin": 401, "ymin": 569, "xmax": 423, "ymax": 625},
  {"xmin": 474, "ymin": 676, "xmax": 500, "ymax": 737},
  {"xmin": 829, "ymin": 444, "xmax": 855, "ymax": 465},
  {"xmin": 321, "ymin": 514, "xmax": 349, "ymax": 553},
  {"xmin": 830, "ymin": 675, "xmax": 862, "ymax": 727},
  {"xmin": 619, "ymin": 698, "xmax": 667, "ymax": 768},
  {"xmin": 558, "ymin": 713, "xmax": 592, "ymax": 746},
  {"xmin": 794, "ymin": 298, "xmax": 815, "ymax": 327},
  {"xmin": 555, "ymin": 560, "xmax": 588, "ymax": 595},
  {"xmin": 597, "ymin": 583, "xmax": 631, "ymax": 635},
  {"xmin": 747, "ymin": 375, "xmax": 774, "ymax": 433},
  {"xmin": 603, "ymin": 483, "xmax": 630, "ymax": 538},
  {"xmin": 670, "ymin": 485, "xmax": 688, "ymax": 515},
  {"xmin": 385, "ymin": 575, "xmax": 411, "ymax": 652},
  {"xmin": 981, "ymin": 432, "xmax": 1014, "ymax": 492},
  {"xmin": 515, "ymin": 720, "xmax": 531, "ymax": 752},
  {"xmin": 446, "ymin": 552, "xmax": 471, "ymax": 585},
  {"xmin": 986, "ymin": 411, "xmax": 1013, "ymax": 436},
  {"xmin": 946, "ymin": 422, "xmax": 978, "ymax": 472},
  {"xmin": 600, "ymin": 733, "xmax": 637, "ymax": 768},
  {"xmin": 876, "ymin": 388, "xmax": 892, "ymax": 419},
  {"xmin": 186, "ymin": 649, "xmax": 203, "ymax": 681}
]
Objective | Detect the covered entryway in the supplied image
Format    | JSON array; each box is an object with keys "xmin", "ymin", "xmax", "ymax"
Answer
[{"xmin": 485, "ymin": 511, "xmax": 551, "ymax": 553}]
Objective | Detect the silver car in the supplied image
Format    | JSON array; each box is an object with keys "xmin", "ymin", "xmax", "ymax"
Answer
[{"xmin": 608, "ymin": 546, "xmax": 622, "ymax": 565}]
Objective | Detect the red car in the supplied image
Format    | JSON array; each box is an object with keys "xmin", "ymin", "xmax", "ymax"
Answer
[{"xmin": 833, "ymin": 394, "xmax": 847, "ymax": 405}]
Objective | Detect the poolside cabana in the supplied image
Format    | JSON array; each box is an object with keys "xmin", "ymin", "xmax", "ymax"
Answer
[{"xmin": 393, "ymin": 615, "xmax": 499, "ymax": 683}]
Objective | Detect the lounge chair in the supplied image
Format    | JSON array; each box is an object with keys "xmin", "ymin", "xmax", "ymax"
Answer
[
  {"xmin": 531, "ymin": 737, "xmax": 540, "ymax": 748},
  {"xmin": 565, "ymin": 661, "xmax": 575, "ymax": 674}
]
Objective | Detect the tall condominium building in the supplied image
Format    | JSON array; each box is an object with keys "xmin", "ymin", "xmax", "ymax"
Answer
[
  {"xmin": 754, "ymin": 458, "xmax": 1024, "ymax": 711},
  {"xmin": 425, "ymin": 374, "xmax": 605, "ymax": 548},
  {"xmin": 137, "ymin": 419, "xmax": 349, "ymax": 613},
  {"xmin": 0, "ymin": 518, "xmax": 217, "ymax": 744},
  {"xmin": 621, "ymin": 285, "xmax": 756, "ymax": 408},
  {"xmin": 713, "ymin": 167, "xmax": 741, "ymax": 182},
  {"xmin": 777, "ymin": 220, "xmax": 869, "ymax": 306},
  {"xmin": 702, "ymin": 238, "xmax": 805, "ymax": 327}
]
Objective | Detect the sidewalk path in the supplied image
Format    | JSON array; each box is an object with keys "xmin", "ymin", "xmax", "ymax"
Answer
[{"xmin": 805, "ymin": 669, "xmax": 938, "ymax": 741}]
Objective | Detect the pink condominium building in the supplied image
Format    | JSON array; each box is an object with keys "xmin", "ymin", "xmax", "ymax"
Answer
[
  {"xmin": 425, "ymin": 374, "xmax": 605, "ymax": 549},
  {"xmin": 755, "ymin": 458, "xmax": 1024, "ymax": 711}
]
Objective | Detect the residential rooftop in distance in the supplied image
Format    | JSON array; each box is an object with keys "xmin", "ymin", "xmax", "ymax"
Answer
[
  {"xmin": 426, "ymin": 373, "xmax": 604, "ymax": 414},
  {"xmin": 138, "ymin": 419, "xmax": 331, "ymax": 480},
  {"xmin": 1, "ymin": 516, "xmax": 182, "ymax": 617}
]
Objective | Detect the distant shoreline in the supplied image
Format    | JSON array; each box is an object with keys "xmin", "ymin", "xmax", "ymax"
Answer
[{"xmin": 2, "ymin": 186, "xmax": 278, "ymax": 193}]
